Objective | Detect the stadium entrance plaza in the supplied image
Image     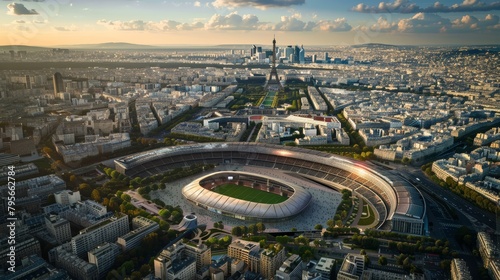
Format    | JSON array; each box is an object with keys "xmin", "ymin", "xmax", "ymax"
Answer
[{"xmin": 149, "ymin": 164, "xmax": 342, "ymax": 232}]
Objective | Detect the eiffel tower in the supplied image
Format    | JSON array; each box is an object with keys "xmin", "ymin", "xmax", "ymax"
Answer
[{"xmin": 266, "ymin": 36, "xmax": 281, "ymax": 90}]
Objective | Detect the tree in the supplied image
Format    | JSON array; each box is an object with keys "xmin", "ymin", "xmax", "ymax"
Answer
[
  {"xmin": 240, "ymin": 225, "xmax": 248, "ymax": 235},
  {"xmin": 276, "ymin": 236, "xmax": 290, "ymax": 245},
  {"xmin": 79, "ymin": 183, "xmax": 92, "ymax": 197},
  {"xmin": 139, "ymin": 264, "xmax": 150, "ymax": 276},
  {"xmin": 91, "ymin": 189, "xmax": 101, "ymax": 202},
  {"xmin": 119, "ymin": 260, "xmax": 134, "ymax": 275},
  {"xmin": 314, "ymin": 224, "xmax": 323, "ymax": 230},
  {"xmin": 69, "ymin": 175, "xmax": 77, "ymax": 182},
  {"xmin": 108, "ymin": 197, "xmax": 122, "ymax": 212},
  {"xmin": 301, "ymin": 250, "xmax": 313, "ymax": 262},
  {"xmin": 256, "ymin": 222, "xmax": 266, "ymax": 232},
  {"xmin": 248, "ymin": 224, "xmax": 258, "ymax": 235},
  {"xmin": 159, "ymin": 220, "xmax": 170, "ymax": 231},
  {"xmin": 378, "ymin": 256, "xmax": 388, "ymax": 266},
  {"xmin": 208, "ymin": 237, "xmax": 218, "ymax": 245},
  {"xmin": 42, "ymin": 146, "xmax": 52, "ymax": 155},
  {"xmin": 102, "ymin": 197, "xmax": 109, "ymax": 207},
  {"xmin": 142, "ymin": 232, "xmax": 159, "ymax": 250},
  {"xmin": 313, "ymin": 239, "xmax": 320, "ymax": 247},
  {"xmin": 171, "ymin": 210, "xmax": 182, "ymax": 222},
  {"xmin": 130, "ymin": 271, "xmax": 142, "ymax": 280},
  {"xmin": 121, "ymin": 193, "xmax": 132, "ymax": 202},
  {"xmin": 51, "ymin": 160, "xmax": 62, "ymax": 170},
  {"xmin": 231, "ymin": 226, "xmax": 242, "ymax": 236}
]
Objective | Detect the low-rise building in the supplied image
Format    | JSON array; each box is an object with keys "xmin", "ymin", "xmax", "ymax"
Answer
[
  {"xmin": 117, "ymin": 217, "xmax": 159, "ymax": 251},
  {"xmin": 451, "ymin": 258, "xmax": 472, "ymax": 280},
  {"xmin": 88, "ymin": 243, "xmax": 121, "ymax": 279},
  {"xmin": 275, "ymin": 254, "xmax": 303, "ymax": 280},
  {"xmin": 45, "ymin": 214, "xmax": 72, "ymax": 244}
]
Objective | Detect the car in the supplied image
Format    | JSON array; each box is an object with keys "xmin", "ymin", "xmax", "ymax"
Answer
[{"xmin": 416, "ymin": 178, "xmax": 421, "ymax": 182}]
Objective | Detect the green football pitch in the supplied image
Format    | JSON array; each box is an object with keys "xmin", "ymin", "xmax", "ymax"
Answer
[{"xmin": 213, "ymin": 183, "xmax": 288, "ymax": 204}]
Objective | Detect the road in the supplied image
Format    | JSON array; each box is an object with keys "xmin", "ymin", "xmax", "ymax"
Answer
[{"xmin": 391, "ymin": 164, "xmax": 496, "ymax": 232}]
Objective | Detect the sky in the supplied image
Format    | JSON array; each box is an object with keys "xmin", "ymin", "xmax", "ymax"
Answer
[{"xmin": 1, "ymin": 0, "xmax": 499, "ymax": 46}]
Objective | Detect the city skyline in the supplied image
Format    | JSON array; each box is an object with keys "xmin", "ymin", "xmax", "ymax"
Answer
[{"xmin": 1, "ymin": 0, "xmax": 500, "ymax": 47}]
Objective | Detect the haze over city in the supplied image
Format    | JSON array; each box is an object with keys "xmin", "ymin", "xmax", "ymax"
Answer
[{"xmin": 1, "ymin": 0, "xmax": 500, "ymax": 46}]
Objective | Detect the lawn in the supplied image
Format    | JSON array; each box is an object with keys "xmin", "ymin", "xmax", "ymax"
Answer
[
  {"xmin": 213, "ymin": 183, "xmax": 288, "ymax": 204},
  {"xmin": 261, "ymin": 91, "xmax": 277, "ymax": 107},
  {"xmin": 357, "ymin": 201, "xmax": 376, "ymax": 226}
]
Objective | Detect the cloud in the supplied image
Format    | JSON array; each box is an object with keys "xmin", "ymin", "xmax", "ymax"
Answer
[
  {"xmin": 357, "ymin": 12, "xmax": 500, "ymax": 33},
  {"xmin": 271, "ymin": 14, "xmax": 316, "ymax": 31},
  {"xmin": 352, "ymin": 0, "xmax": 500, "ymax": 13},
  {"xmin": 396, "ymin": 12, "xmax": 451, "ymax": 32},
  {"xmin": 6, "ymin": 2, "xmax": 38, "ymax": 15},
  {"xmin": 373, "ymin": 17, "xmax": 398, "ymax": 31},
  {"xmin": 353, "ymin": 0, "xmax": 420, "ymax": 13},
  {"xmin": 452, "ymin": 14, "xmax": 500, "ymax": 30},
  {"xmin": 97, "ymin": 19, "xmax": 204, "ymax": 31},
  {"xmin": 96, "ymin": 12, "xmax": 354, "ymax": 33},
  {"xmin": 211, "ymin": 0, "xmax": 305, "ymax": 9},
  {"xmin": 316, "ymin": 18, "xmax": 352, "ymax": 32},
  {"xmin": 356, "ymin": 13, "xmax": 451, "ymax": 33},
  {"xmin": 54, "ymin": 25, "xmax": 77, "ymax": 32},
  {"xmin": 194, "ymin": 1, "xmax": 201, "ymax": 7},
  {"xmin": 205, "ymin": 11, "xmax": 262, "ymax": 30}
]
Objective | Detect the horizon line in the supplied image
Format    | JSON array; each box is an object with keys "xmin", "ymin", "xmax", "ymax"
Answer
[{"xmin": 2, "ymin": 42, "xmax": 500, "ymax": 49}]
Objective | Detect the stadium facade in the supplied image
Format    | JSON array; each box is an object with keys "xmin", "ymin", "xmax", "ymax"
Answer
[{"xmin": 115, "ymin": 143, "xmax": 426, "ymax": 235}]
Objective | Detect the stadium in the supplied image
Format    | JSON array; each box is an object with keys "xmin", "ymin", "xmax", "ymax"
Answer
[
  {"xmin": 182, "ymin": 171, "xmax": 312, "ymax": 221},
  {"xmin": 114, "ymin": 142, "xmax": 426, "ymax": 235}
]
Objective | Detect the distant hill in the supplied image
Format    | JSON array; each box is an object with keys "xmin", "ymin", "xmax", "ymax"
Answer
[
  {"xmin": 352, "ymin": 43, "xmax": 401, "ymax": 48},
  {"xmin": 0, "ymin": 45, "xmax": 52, "ymax": 52},
  {"xmin": 59, "ymin": 42, "xmax": 162, "ymax": 49}
]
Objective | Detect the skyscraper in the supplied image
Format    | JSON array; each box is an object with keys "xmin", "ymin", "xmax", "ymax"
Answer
[
  {"xmin": 299, "ymin": 45, "xmax": 305, "ymax": 63},
  {"xmin": 284, "ymin": 46, "xmax": 293, "ymax": 61},
  {"xmin": 293, "ymin": 45, "xmax": 300, "ymax": 63},
  {"xmin": 53, "ymin": 72, "xmax": 64, "ymax": 96},
  {"xmin": 251, "ymin": 45, "xmax": 257, "ymax": 56}
]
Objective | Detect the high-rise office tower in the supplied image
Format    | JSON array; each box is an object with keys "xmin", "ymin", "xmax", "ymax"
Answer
[
  {"xmin": 251, "ymin": 45, "xmax": 257, "ymax": 56},
  {"xmin": 53, "ymin": 72, "xmax": 64, "ymax": 96},
  {"xmin": 293, "ymin": 45, "xmax": 300, "ymax": 63},
  {"xmin": 284, "ymin": 46, "xmax": 293, "ymax": 61},
  {"xmin": 299, "ymin": 45, "xmax": 305, "ymax": 63}
]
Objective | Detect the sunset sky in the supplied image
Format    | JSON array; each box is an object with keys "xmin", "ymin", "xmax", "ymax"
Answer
[{"xmin": 1, "ymin": 0, "xmax": 499, "ymax": 46}]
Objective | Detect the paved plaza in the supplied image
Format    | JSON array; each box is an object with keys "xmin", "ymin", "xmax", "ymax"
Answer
[{"xmin": 150, "ymin": 164, "xmax": 342, "ymax": 232}]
